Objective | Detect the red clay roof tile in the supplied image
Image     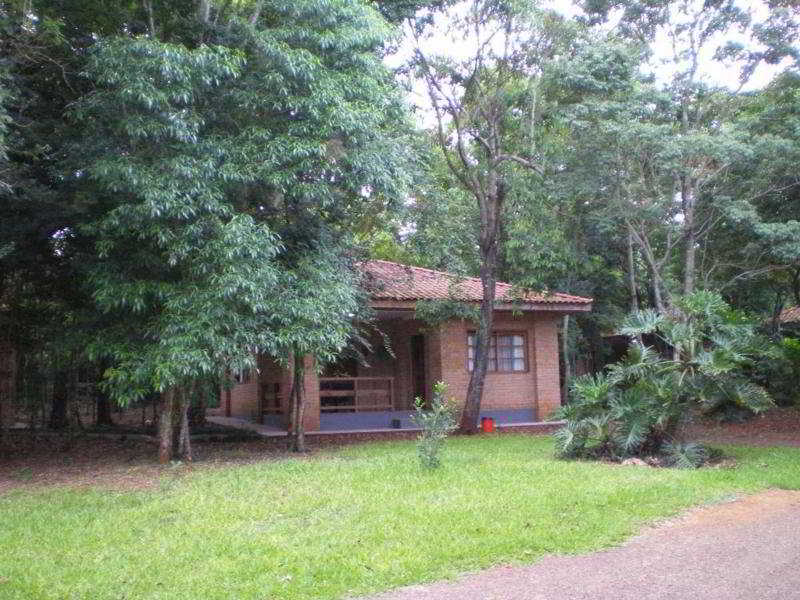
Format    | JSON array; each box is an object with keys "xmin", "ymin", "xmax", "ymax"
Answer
[{"xmin": 362, "ymin": 260, "xmax": 592, "ymax": 307}]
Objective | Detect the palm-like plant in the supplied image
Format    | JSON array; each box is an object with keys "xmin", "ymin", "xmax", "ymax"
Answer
[{"xmin": 555, "ymin": 291, "xmax": 774, "ymax": 465}]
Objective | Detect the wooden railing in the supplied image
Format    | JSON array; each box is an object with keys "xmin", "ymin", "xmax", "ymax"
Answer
[{"xmin": 319, "ymin": 377, "xmax": 394, "ymax": 412}]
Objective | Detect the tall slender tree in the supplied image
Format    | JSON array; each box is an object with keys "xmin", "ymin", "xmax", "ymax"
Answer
[{"xmin": 411, "ymin": 1, "xmax": 576, "ymax": 432}]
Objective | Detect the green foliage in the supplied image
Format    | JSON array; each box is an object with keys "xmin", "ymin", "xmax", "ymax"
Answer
[
  {"xmin": 414, "ymin": 299, "xmax": 480, "ymax": 329},
  {"xmin": 662, "ymin": 442, "xmax": 710, "ymax": 470},
  {"xmin": 782, "ymin": 337, "xmax": 800, "ymax": 364},
  {"xmin": 0, "ymin": 66, "xmax": 11, "ymax": 171},
  {"xmin": 412, "ymin": 381, "xmax": 458, "ymax": 468},
  {"xmin": 754, "ymin": 337, "xmax": 800, "ymax": 407},
  {"xmin": 0, "ymin": 0, "xmax": 417, "ymax": 429},
  {"xmin": 11, "ymin": 0, "xmax": 414, "ymax": 406},
  {"xmin": 555, "ymin": 291, "xmax": 774, "ymax": 464}
]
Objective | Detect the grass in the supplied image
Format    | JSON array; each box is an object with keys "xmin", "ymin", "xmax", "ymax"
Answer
[{"xmin": 1, "ymin": 435, "xmax": 799, "ymax": 599}]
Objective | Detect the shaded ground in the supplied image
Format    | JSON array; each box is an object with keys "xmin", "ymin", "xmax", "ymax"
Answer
[
  {"xmin": 689, "ymin": 406, "xmax": 800, "ymax": 447},
  {"xmin": 0, "ymin": 427, "xmax": 434, "ymax": 494},
  {"xmin": 1, "ymin": 407, "xmax": 797, "ymax": 494},
  {"xmin": 0, "ymin": 434, "xmax": 291, "ymax": 494},
  {"xmin": 362, "ymin": 489, "xmax": 800, "ymax": 600}
]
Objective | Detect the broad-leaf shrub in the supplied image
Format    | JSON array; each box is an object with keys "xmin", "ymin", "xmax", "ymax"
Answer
[
  {"xmin": 663, "ymin": 441, "xmax": 710, "ymax": 469},
  {"xmin": 555, "ymin": 291, "xmax": 774, "ymax": 463}
]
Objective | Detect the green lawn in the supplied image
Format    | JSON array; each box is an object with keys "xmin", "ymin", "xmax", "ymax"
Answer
[{"xmin": 2, "ymin": 435, "xmax": 799, "ymax": 600}]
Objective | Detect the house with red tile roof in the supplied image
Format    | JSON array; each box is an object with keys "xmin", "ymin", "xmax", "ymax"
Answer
[{"xmin": 218, "ymin": 260, "xmax": 592, "ymax": 432}]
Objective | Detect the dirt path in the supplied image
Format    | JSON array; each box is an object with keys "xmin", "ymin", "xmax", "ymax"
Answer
[{"xmin": 363, "ymin": 490, "xmax": 800, "ymax": 600}]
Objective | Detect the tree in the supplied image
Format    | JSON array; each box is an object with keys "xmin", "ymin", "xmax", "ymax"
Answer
[
  {"xmin": 705, "ymin": 72, "xmax": 800, "ymax": 316},
  {"xmin": 576, "ymin": 1, "xmax": 765, "ymax": 311},
  {"xmin": 411, "ymin": 1, "xmax": 576, "ymax": 433},
  {"xmin": 1, "ymin": 0, "xmax": 414, "ymax": 459}
]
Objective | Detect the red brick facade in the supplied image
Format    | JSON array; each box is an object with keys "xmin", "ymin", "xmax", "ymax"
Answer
[
  {"xmin": 221, "ymin": 308, "xmax": 570, "ymax": 429},
  {"xmin": 434, "ymin": 311, "xmax": 563, "ymax": 418}
]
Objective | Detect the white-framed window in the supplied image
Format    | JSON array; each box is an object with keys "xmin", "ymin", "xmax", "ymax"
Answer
[{"xmin": 467, "ymin": 332, "xmax": 527, "ymax": 372}]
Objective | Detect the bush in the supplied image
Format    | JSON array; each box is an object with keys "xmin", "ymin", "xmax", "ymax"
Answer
[
  {"xmin": 754, "ymin": 337, "xmax": 800, "ymax": 407},
  {"xmin": 663, "ymin": 441, "xmax": 709, "ymax": 469},
  {"xmin": 554, "ymin": 291, "xmax": 774, "ymax": 467},
  {"xmin": 412, "ymin": 381, "xmax": 458, "ymax": 469}
]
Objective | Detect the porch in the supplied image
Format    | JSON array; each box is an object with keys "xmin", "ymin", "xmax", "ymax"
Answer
[
  {"xmin": 258, "ymin": 375, "xmax": 419, "ymax": 431},
  {"xmin": 209, "ymin": 409, "xmax": 543, "ymax": 437},
  {"xmin": 255, "ymin": 369, "xmax": 537, "ymax": 432},
  {"xmin": 251, "ymin": 316, "xmax": 434, "ymax": 431}
]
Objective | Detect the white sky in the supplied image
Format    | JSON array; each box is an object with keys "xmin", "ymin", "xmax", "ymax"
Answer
[{"xmin": 388, "ymin": 0, "xmax": 790, "ymax": 125}]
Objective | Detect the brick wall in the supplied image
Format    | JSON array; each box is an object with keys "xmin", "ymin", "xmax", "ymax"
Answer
[
  {"xmin": 434, "ymin": 311, "xmax": 563, "ymax": 420},
  {"xmin": 356, "ymin": 310, "xmax": 563, "ymax": 420},
  {"xmin": 530, "ymin": 313, "xmax": 563, "ymax": 420},
  {"xmin": 425, "ymin": 324, "xmax": 443, "ymax": 404},
  {"xmin": 259, "ymin": 354, "xmax": 292, "ymax": 427},
  {"xmin": 300, "ymin": 355, "xmax": 320, "ymax": 432},
  {"xmin": 227, "ymin": 378, "xmax": 259, "ymax": 420}
]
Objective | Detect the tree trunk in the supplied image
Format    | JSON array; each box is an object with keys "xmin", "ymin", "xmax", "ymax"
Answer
[
  {"xmin": 0, "ymin": 379, "xmax": 9, "ymax": 449},
  {"xmin": 459, "ymin": 179, "xmax": 503, "ymax": 434},
  {"xmin": 626, "ymin": 229, "xmax": 639, "ymax": 313},
  {"xmin": 792, "ymin": 267, "xmax": 800, "ymax": 306},
  {"xmin": 0, "ymin": 346, "xmax": 16, "ymax": 447},
  {"xmin": 681, "ymin": 176, "xmax": 697, "ymax": 296},
  {"xmin": 0, "ymin": 389, "xmax": 6, "ymax": 446},
  {"xmin": 158, "ymin": 388, "xmax": 175, "ymax": 464},
  {"xmin": 177, "ymin": 386, "xmax": 192, "ymax": 461},
  {"xmin": 224, "ymin": 369, "xmax": 232, "ymax": 417},
  {"xmin": 49, "ymin": 373, "xmax": 68, "ymax": 430},
  {"xmin": 95, "ymin": 387, "xmax": 114, "ymax": 427},
  {"xmin": 197, "ymin": 0, "xmax": 211, "ymax": 23},
  {"xmin": 561, "ymin": 315, "xmax": 571, "ymax": 404},
  {"xmin": 289, "ymin": 351, "xmax": 306, "ymax": 452},
  {"xmin": 189, "ymin": 386, "xmax": 206, "ymax": 429},
  {"xmin": 632, "ymin": 225, "xmax": 668, "ymax": 315},
  {"xmin": 143, "ymin": 0, "xmax": 156, "ymax": 37},
  {"xmin": 625, "ymin": 228, "xmax": 645, "ymax": 346},
  {"xmin": 770, "ymin": 292, "xmax": 784, "ymax": 337}
]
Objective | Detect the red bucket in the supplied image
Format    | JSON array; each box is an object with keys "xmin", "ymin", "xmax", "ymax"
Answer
[{"xmin": 481, "ymin": 417, "xmax": 495, "ymax": 433}]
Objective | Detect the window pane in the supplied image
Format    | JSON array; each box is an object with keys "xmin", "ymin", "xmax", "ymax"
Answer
[
  {"xmin": 468, "ymin": 334, "xmax": 474, "ymax": 371},
  {"xmin": 468, "ymin": 332, "xmax": 526, "ymax": 371}
]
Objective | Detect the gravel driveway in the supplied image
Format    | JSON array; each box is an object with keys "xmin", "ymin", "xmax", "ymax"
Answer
[{"xmin": 362, "ymin": 489, "xmax": 800, "ymax": 600}]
